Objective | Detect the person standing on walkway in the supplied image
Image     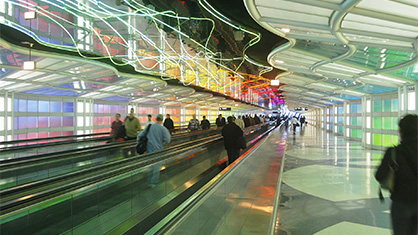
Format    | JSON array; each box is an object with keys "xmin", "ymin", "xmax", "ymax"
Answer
[
  {"xmin": 188, "ymin": 114, "xmax": 200, "ymax": 132},
  {"xmin": 376, "ymin": 114, "xmax": 417, "ymax": 235},
  {"xmin": 137, "ymin": 114, "xmax": 171, "ymax": 187},
  {"xmin": 110, "ymin": 113, "xmax": 123, "ymax": 141},
  {"xmin": 201, "ymin": 115, "xmax": 211, "ymax": 130},
  {"xmin": 144, "ymin": 114, "xmax": 154, "ymax": 128},
  {"xmin": 163, "ymin": 114, "xmax": 174, "ymax": 134},
  {"xmin": 235, "ymin": 115, "xmax": 245, "ymax": 130},
  {"xmin": 222, "ymin": 116, "xmax": 244, "ymax": 165},
  {"xmin": 124, "ymin": 108, "xmax": 141, "ymax": 156},
  {"xmin": 216, "ymin": 114, "xmax": 226, "ymax": 128}
]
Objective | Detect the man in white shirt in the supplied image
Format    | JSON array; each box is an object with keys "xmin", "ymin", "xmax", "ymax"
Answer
[
  {"xmin": 235, "ymin": 115, "xmax": 245, "ymax": 130},
  {"xmin": 291, "ymin": 116, "xmax": 299, "ymax": 134}
]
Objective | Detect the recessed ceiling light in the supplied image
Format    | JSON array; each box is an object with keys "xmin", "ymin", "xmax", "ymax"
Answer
[
  {"xmin": 281, "ymin": 28, "xmax": 290, "ymax": 33},
  {"xmin": 275, "ymin": 60, "xmax": 284, "ymax": 64}
]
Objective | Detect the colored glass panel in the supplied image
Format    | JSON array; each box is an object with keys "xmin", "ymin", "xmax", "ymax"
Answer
[
  {"xmin": 351, "ymin": 117, "xmax": 357, "ymax": 126},
  {"xmin": 373, "ymin": 134, "xmax": 382, "ymax": 146},
  {"xmin": 28, "ymin": 100, "xmax": 38, "ymax": 112},
  {"xmin": 39, "ymin": 132, "xmax": 48, "ymax": 138},
  {"xmin": 98, "ymin": 117, "xmax": 103, "ymax": 125},
  {"xmin": 392, "ymin": 117, "xmax": 398, "ymax": 130},
  {"xmin": 392, "ymin": 99, "xmax": 398, "ymax": 112},
  {"xmin": 18, "ymin": 117, "xmax": 27, "ymax": 129},
  {"xmin": 50, "ymin": 132, "xmax": 61, "ymax": 137},
  {"xmin": 338, "ymin": 126, "xmax": 343, "ymax": 133},
  {"xmin": 51, "ymin": 101, "xmax": 62, "ymax": 112},
  {"xmin": 383, "ymin": 117, "xmax": 393, "ymax": 130},
  {"xmin": 19, "ymin": 99, "xmax": 27, "ymax": 112},
  {"xmin": 63, "ymin": 117, "xmax": 74, "ymax": 127},
  {"xmin": 373, "ymin": 117, "xmax": 382, "ymax": 129},
  {"xmin": 98, "ymin": 104, "xmax": 104, "ymax": 113},
  {"xmin": 118, "ymin": 105, "xmax": 126, "ymax": 114},
  {"xmin": 28, "ymin": 117, "xmax": 37, "ymax": 129},
  {"xmin": 111, "ymin": 105, "xmax": 118, "ymax": 113},
  {"xmin": 39, "ymin": 117, "xmax": 48, "ymax": 128},
  {"xmin": 337, "ymin": 116, "xmax": 343, "ymax": 124},
  {"xmin": 392, "ymin": 135, "xmax": 399, "ymax": 146},
  {"xmin": 383, "ymin": 99, "xmax": 392, "ymax": 112},
  {"xmin": 373, "ymin": 100, "xmax": 382, "ymax": 112},
  {"xmin": 104, "ymin": 105, "xmax": 110, "ymax": 113},
  {"xmin": 13, "ymin": 99, "xmax": 18, "ymax": 112},
  {"xmin": 63, "ymin": 102, "xmax": 74, "ymax": 112},
  {"xmin": 39, "ymin": 101, "xmax": 49, "ymax": 112},
  {"xmin": 50, "ymin": 117, "xmax": 61, "ymax": 127},
  {"xmin": 63, "ymin": 131, "xmax": 74, "ymax": 136},
  {"xmin": 383, "ymin": 134, "xmax": 392, "ymax": 147},
  {"xmin": 338, "ymin": 107, "xmax": 344, "ymax": 114},
  {"xmin": 93, "ymin": 104, "xmax": 98, "ymax": 113}
]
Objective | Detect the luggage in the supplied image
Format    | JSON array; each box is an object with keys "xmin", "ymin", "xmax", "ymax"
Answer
[{"xmin": 136, "ymin": 124, "xmax": 151, "ymax": 154}]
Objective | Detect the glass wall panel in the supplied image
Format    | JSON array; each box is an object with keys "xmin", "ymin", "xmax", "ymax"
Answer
[
  {"xmin": 39, "ymin": 101, "xmax": 49, "ymax": 112},
  {"xmin": 28, "ymin": 100, "xmax": 38, "ymax": 112},
  {"xmin": 51, "ymin": 102, "xmax": 62, "ymax": 112},
  {"xmin": 50, "ymin": 117, "xmax": 62, "ymax": 127},
  {"xmin": 373, "ymin": 134, "xmax": 382, "ymax": 146},
  {"xmin": 373, "ymin": 117, "xmax": 382, "ymax": 129},
  {"xmin": 28, "ymin": 117, "xmax": 37, "ymax": 129},
  {"xmin": 39, "ymin": 117, "xmax": 49, "ymax": 128},
  {"xmin": 391, "ymin": 99, "xmax": 398, "ymax": 112},
  {"xmin": 63, "ymin": 102, "xmax": 74, "ymax": 112},
  {"xmin": 383, "ymin": 134, "xmax": 392, "ymax": 147},
  {"xmin": 373, "ymin": 100, "xmax": 382, "ymax": 112}
]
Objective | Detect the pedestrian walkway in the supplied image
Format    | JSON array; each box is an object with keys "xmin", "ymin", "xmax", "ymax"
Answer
[{"xmin": 278, "ymin": 124, "xmax": 392, "ymax": 234}]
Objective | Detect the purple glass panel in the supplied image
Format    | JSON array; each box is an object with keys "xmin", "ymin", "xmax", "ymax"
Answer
[
  {"xmin": 110, "ymin": 105, "xmax": 118, "ymax": 113},
  {"xmin": 104, "ymin": 105, "xmax": 110, "ymax": 113},
  {"xmin": 38, "ymin": 117, "xmax": 49, "ymax": 128},
  {"xmin": 18, "ymin": 117, "xmax": 27, "ymax": 129},
  {"xmin": 28, "ymin": 117, "xmax": 37, "ymax": 129},
  {"xmin": 50, "ymin": 117, "xmax": 61, "ymax": 127},
  {"xmin": 118, "ymin": 105, "xmax": 126, "ymax": 114},
  {"xmin": 14, "ymin": 117, "xmax": 18, "ymax": 130},
  {"xmin": 98, "ymin": 104, "xmax": 104, "ymax": 113},
  {"xmin": 63, "ymin": 117, "xmax": 74, "ymax": 127}
]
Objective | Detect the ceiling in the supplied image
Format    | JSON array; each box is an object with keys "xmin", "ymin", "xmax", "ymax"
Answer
[{"xmin": 241, "ymin": 0, "xmax": 418, "ymax": 107}]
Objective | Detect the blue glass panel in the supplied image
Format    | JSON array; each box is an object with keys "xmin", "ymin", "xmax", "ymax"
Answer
[
  {"xmin": 24, "ymin": 88, "xmax": 81, "ymax": 97},
  {"xmin": 14, "ymin": 117, "xmax": 18, "ymax": 130},
  {"xmin": 28, "ymin": 117, "xmax": 37, "ymax": 129},
  {"xmin": 351, "ymin": 104, "xmax": 357, "ymax": 113},
  {"xmin": 14, "ymin": 99, "xmax": 18, "ymax": 112},
  {"xmin": 39, "ymin": 101, "xmax": 49, "ymax": 112},
  {"xmin": 19, "ymin": 99, "xmax": 27, "ymax": 112},
  {"xmin": 118, "ymin": 105, "xmax": 126, "ymax": 114},
  {"xmin": 28, "ymin": 100, "xmax": 38, "ymax": 112},
  {"xmin": 93, "ymin": 104, "xmax": 98, "ymax": 113},
  {"xmin": 100, "ymin": 96, "xmax": 131, "ymax": 101},
  {"xmin": 18, "ymin": 117, "xmax": 27, "ymax": 129},
  {"xmin": 338, "ymin": 107, "xmax": 344, "ymax": 114},
  {"xmin": 104, "ymin": 105, "xmax": 110, "ymax": 113},
  {"xmin": 50, "ymin": 117, "xmax": 61, "ymax": 127},
  {"xmin": 63, "ymin": 117, "xmax": 74, "ymax": 127},
  {"xmin": 51, "ymin": 102, "xmax": 62, "ymax": 112},
  {"xmin": 63, "ymin": 102, "xmax": 74, "ymax": 112},
  {"xmin": 39, "ymin": 117, "xmax": 49, "ymax": 128}
]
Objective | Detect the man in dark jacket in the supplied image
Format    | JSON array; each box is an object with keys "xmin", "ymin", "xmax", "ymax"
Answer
[
  {"xmin": 222, "ymin": 116, "xmax": 244, "ymax": 165},
  {"xmin": 216, "ymin": 114, "xmax": 226, "ymax": 127},
  {"xmin": 201, "ymin": 116, "xmax": 210, "ymax": 130},
  {"xmin": 163, "ymin": 114, "xmax": 174, "ymax": 134},
  {"xmin": 376, "ymin": 114, "xmax": 417, "ymax": 235}
]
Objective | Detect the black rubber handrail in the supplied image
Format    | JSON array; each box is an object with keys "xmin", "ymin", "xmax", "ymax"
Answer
[
  {"xmin": 0, "ymin": 127, "xmax": 222, "ymax": 168},
  {"xmin": 0, "ymin": 132, "xmax": 111, "ymax": 146}
]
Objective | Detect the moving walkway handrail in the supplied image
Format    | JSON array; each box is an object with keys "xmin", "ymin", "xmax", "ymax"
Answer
[
  {"xmin": 0, "ymin": 132, "xmax": 111, "ymax": 146},
  {"xmin": 0, "ymin": 126, "xmax": 222, "ymax": 168},
  {"xmin": 0, "ymin": 123, "xmax": 270, "ymax": 214}
]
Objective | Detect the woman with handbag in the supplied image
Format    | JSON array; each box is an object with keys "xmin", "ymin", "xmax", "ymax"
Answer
[{"xmin": 375, "ymin": 114, "xmax": 417, "ymax": 235}]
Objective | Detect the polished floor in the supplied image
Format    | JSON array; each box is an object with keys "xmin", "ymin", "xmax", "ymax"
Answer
[{"xmin": 169, "ymin": 124, "xmax": 392, "ymax": 234}]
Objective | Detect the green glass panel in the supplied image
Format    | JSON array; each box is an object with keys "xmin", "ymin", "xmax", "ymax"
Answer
[
  {"xmin": 373, "ymin": 134, "xmax": 382, "ymax": 146},
  {"xmin": 373, "ymin": 100, "xmax": 382, "ymax": 113},
  {"xmin": 383, "ymin": 117, "xmax": 392, "ymax": 130},
  {"xmin": 351, "ymin": 129, "xmax": 356, "ymax": 138},
  {"xmin": 351, "ymin": 117, "xmax": 357, "ymax": 126},
  {"xmin": 372, "ymin": 153, "xmax": 383, "ymax": 161},
  {"xmin": 357, "ymin": 129, "xmax": 362, "ymax": 138},
  {"xmin": 383, "ymin": 134, "xmax": 392, "ymax": 147},
  {"xmin": 392, "ymin": 117, "xmax": 398, "ymax": 130},
  {"xmin": 392, "ymin": 99, "xmax": 398, "ymax": 112},
  {"xmin": 383, "ymin": 100, "xmax": 391, "ymax": 112},
  {"xmin": 338, "ymin": 126, "xmax": 343, "ymax": 133},
  {"xmin": 392, "ymin": 135, "xmax": 399, "ymax": 146},
  {"xmin": 373, "ymin": 117, "xmax": 382, "ymax": 129},
  {"xmin": 357, "ymin": 117, "xmax": 362, "ymax": 126}
]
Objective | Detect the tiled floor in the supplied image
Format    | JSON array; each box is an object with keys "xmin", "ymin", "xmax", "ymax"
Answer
[{"xmin": 169, "ymin": 124, "xmax": 393, "ymax": 234}]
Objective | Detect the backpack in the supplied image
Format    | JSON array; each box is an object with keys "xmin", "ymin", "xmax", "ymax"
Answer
[{"xmin": 136, "ymin": 124, "xmax": 151, "ymax": 154}]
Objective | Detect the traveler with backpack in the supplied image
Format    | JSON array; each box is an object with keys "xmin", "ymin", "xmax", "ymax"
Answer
[
  {"xmin": 137, "ymin": 114, "xmax": 171, "ymax": 187},
  {"xmin": 375, "ymin": 114, "xmax": 417, "ymax": 235}
]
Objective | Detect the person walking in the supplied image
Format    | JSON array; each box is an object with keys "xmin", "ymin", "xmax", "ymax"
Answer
[
  {"xmin": 235, "ymin": 115, "xmax": 245, "ymax": 130},
  {"xmin": 137, "ymin": 114, "xmax": 171, "ymax": 188},
  {"xmin": 222, "ymin": 116, "xmax": 244, "ymax": 165},
  {"xmin": 291, "ymin": 116, "xmax": 299, "ymax": 134},
  {"xmin": 124, "ymin": 108, "xmax": 141, "ymax": 156},
  {"xmin": 216, "ymin": 114, "xmax": 226, "ymax": 128},
  {"xmin": 110, "ymin": 113, "xmax": 123, "ymax": 141},
  {"xmin": 375, "ymin": 114, "xmax": 417, "ymax": 235},
  {"xmin": 163, "ymin": 114, "xmax": 174, "ymax": 134},
  {"xmin": 201, "ymin": 115, "xmax": 211, "ymax": 130},
  {"xmin": 188, "ymin": 114, "xmax": 200, "ymax": 132}
]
